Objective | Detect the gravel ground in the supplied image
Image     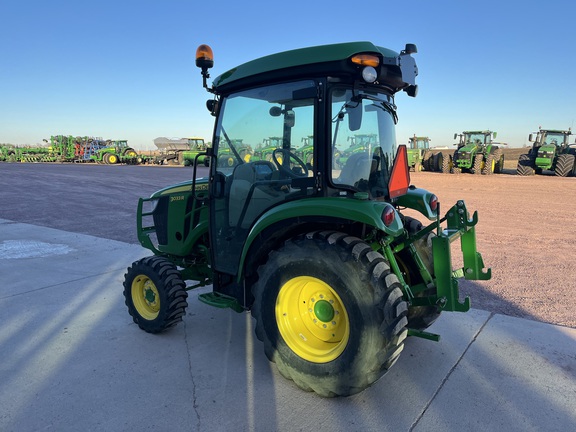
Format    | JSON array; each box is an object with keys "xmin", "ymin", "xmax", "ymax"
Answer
[
  {"xmin": 1, "ymin": 162, "xmax": 574, "ymax": 329},
  {"xmin": 409, "ymin": 169, "xmax": 576, "ymax": 329}
]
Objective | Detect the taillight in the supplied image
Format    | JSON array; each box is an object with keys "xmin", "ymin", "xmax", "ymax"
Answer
[
  {"xmin": 429, "ymin": 194, "xmax": 438, "ymax": 212},
  {"xmin": 382, "ymin": 206, "xmax": 395, "ymax": 226}
]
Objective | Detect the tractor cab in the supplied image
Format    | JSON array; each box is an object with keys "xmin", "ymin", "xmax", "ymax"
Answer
[{"xmin": 197, "ymin": 43, "xmax": 418, "ymax": 290}]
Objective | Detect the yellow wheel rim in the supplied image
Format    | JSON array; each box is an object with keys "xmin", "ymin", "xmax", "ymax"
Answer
[
  {"xmin": 276, "ymin": 276, "xmax": 349, "ymax": 363},
  {"xmin": 109, "ymin": 154, "xmax": 118, "ymax": 164},
  {"xmin": 131, "ymin": 275, "xmax": 160, "ymax": 320}
]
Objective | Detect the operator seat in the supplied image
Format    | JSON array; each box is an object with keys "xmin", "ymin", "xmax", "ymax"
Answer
[
  {"xmin": 336, "ymin": 152, "xmax": 377, "ymax": 190},
  {"xmin": 228, "ymin": 161, "xmax": 284, "ymax": 229}
]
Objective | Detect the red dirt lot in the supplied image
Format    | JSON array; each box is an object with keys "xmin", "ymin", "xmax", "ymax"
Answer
[{"xmin": 409, "ymin": 169, "xmax": 576, "ymax": 329}]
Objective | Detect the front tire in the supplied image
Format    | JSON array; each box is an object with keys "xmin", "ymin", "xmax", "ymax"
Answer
[
  {"xmin": 555, "ymin": 154, "xmax": 575, "ymax": 177},
  {"xmin": 472, "ymin": 153, "xmax": 483, "ymax": 174},
  {"xmin": 516, "ymin": 154, "xmax": 535, "ymax": 176},
  {"xmin": 251, "ymin": 231, "xmax": 408, "ymax": 397},
  {"xmin": 123, "ymin": 256, "xmax": 188, "ymax": 333}
]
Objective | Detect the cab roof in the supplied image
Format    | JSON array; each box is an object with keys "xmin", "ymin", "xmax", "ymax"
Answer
[{"xmin": 212, "ymin": 41, "xmax": 400, "ymax": 92}]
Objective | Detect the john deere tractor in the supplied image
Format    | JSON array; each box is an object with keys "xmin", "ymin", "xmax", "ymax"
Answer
[
  {"xmin": 451, "ymin": 130, "xmax": 504, "ymax": 174},
  {"xmin": 516, "ymin": 128, "xmax": 576, "ymax": 176},
  {"xmin": 92, "ymin": 140, "xmax": 138, "ymax": 164},
  {"xmin": 407, "ymin": 135, "xmax": 439, "ymax": 172},
  {"xmin": 123, "ymin": 42, "xmax": 490, "ymax": 397}
]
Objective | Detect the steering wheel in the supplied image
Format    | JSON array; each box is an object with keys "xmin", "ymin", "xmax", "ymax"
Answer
[{"xmin": 272, "ymin": 148, "xmax": 309, "ymax": 178}]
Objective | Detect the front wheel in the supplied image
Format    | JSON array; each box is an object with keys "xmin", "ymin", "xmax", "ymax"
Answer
[
  {"xmin": 123, "ymin": 256, "xmax": 188, "ymax": 333},
  {"xmin": 472, "ymin": 153, "xmax": 483, "ymax": 174},
  {"xmin": 251, "ymin": 231, "xmax": 408, "ymax": 397},
  {"xmin": 555, "ymin": 154, "xmax": 575, "ymax": 177}
]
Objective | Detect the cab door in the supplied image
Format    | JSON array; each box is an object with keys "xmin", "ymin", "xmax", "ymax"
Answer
[{"xmin": 209, "ymin": 80, "xmax": 318, "ymax": 282}]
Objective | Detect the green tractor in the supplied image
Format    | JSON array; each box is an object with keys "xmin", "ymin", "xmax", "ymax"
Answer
[
  {"xmin": 181, "ymin": 137, "xmax": 210, "ymax": 167},
  {"xmin": 407, "ymin": 135, "xmax": 439, "ymax": 172},
  {"xmin": 253, "ymin": 136, "xmax": 284, "ymax": 162},
  {"xmin": 91, "ymin": 140, "xmax": 138, "ymax": 164},
  {"xmin": 295, "ymin": 135, "xmax": 314, "ymax": 168},
  {"xmin": 123, "ymin": 42, "xmax": 491, "ymax": 397},
  {"xmin": 335, "ymin": 133, "xmax": 378, "ymax": 168},
  {"xmin": 451, "ymin": 130, "xmax": 504, "ymax": 174},
  {"xmin": 516, "ymin": 128, "xmax": 576, "ymax": 176}
]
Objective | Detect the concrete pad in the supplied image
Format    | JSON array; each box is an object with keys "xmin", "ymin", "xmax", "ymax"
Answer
[
  {"xmin": 1, "ymin": 219, "xmax": 575, "ymax": 431},
  {"xmin": 414, "ymin": 314, "xmax": 576, "ymax": 432}
]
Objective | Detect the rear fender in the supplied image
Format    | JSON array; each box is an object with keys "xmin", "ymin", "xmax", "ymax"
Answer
[
  {"xmin": 394, "ymin": 186, "xmax": 438, "ymax": 220},
  {"xmin": 236, "ymin": 197, "xmax": 404, "ymax": 281}
]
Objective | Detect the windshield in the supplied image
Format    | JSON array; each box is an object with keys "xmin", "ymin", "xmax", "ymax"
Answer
[
  {"xmin": 542, "ymin": 132, "xmax": 566, "ymax": 146},
  {"xmin": 213, "ymin": 80, "xmax": 316, "ymax": 172},
  {"xmin": 330, "ymin": 88, "xmax": 397, "ymax": 198},
  {"xmin": 464, "ymin": 133, "xmax": 489, "ymax": 145},
  {"xmin": 416, "ymin": 138, "xmax": 428, "ymax": 149}
]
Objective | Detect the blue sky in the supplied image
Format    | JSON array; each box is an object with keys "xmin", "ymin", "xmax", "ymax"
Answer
[{"xmin": 1, "ymin": 0, "xmax": 575, "ymax": 149}]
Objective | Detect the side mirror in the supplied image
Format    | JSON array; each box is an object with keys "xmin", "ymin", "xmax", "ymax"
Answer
[
  {"xmin": 346, "ymin": 101, "xmax": 362, "ymax": 131},
  {"xmin": 285, "ymin": 110, "xmax": 295, "ymax": 128},
  {"xmin": 453, "ymin": 133, "xmax": 458, "ymax": 140},
  {"xmin": 528, "ymin": 134, "xmax": 533, "ymax": 142},
  {"xmin": 206, "ymin": 99, "xmax": 218, "ymax": 116}
]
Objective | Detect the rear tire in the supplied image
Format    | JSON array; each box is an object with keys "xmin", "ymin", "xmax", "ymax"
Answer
[
  {"xmin": 422, "ymin": 151, "xmax": 432, "ymax": 171},
  {"xmin": 123, "ymin": 256, "xmax": 188, "ymax": 333},
  {"xmin": 493, "ymin": 148, "xmax": 504, "ymax": 173},
  {"xmin": 251, "ymin": 231, "xmax": 408, "ymax": 397},
  {"xmin": 482, "ymin": 153, "xmax": 495, "ymax": 175},
  {"xmin": 399, "ymin": 218, "xmax": 442, "ymax": 330},
  {"xmin": 433, "ymin": 152, "xmax": 443, "ymax": 172},
  {"xmin": 441, "ymin": 154, "xmax": 452, "ymax": 173}
]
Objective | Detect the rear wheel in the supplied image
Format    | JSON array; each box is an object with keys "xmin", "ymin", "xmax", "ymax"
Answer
[
  {"xmin": 482, "ymin": 153, "xmax": 496, "ymax": 175},
  {"xmin": 441, "ymin": 154, "xmax": 452, "ymax": 173},
  {"xmin": 422, "ymin": 151, "xmax": 432, "ymax": 171},
  {"xmin": 399, "ymin": 218, "xmax": 441, "ymax": 330},
  {"xmin": 554, "ymin": 154, "xmax": 575, "ymax": 177},
  {"xmin": 252, "ymin": 231, "xmax": 408, "ymax": 397},
  {"xmin": 433, "ymin": 152, "xmax": 444, "ymax": 172},
  {"xmin": 123, "ymin": 256, "xmax": 188, "ymax": 333},
  {"xmin": 493, "ymin": 149, "xmax": 504, "ymax": 173}
]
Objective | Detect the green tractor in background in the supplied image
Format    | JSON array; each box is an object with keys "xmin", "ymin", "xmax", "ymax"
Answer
[
  {"xmin": 406, "ymin": 135, "xmax": 445, "ymax": 172},
  {"xmin": 254, "ymin": 137, "xmax": 284, "ymax": 162},
  {"xmin": 451, "ymin": 130, "xmax": 504, "ymax": 174},
  {"xmin": 217, "ymin": 139, "xmax": 253, "ymax": 167},
  {"xmin": 181, "ymin": 137, "xmax": 210, "ymax": 167},
  {"xmin": 516, "ymin": 128, "xmax": 576, "ymax": 176},
  {"xmin": 335, "ymin": 133, "xmax": 378, "ymax": 168},
  {"xmin": 92, "ymin": 140, "xmax": 139, "ymax": 164},
  {"xmin": 295, "ymin": 135, "xmax": 314, "ymax": 168},
  {"xmin": 122, "ymin": 41, "xmax": 490, "ymax": 397}
]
